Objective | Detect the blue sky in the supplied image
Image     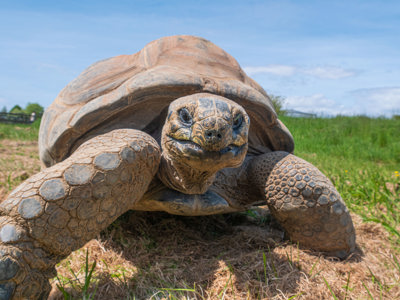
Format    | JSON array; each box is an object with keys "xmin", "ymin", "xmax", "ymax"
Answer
[{"xmin": 1, "ymin": 0, "xmax": 399, "ymax": 116}]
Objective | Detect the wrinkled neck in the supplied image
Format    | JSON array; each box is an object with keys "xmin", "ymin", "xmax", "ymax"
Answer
[{"xmin": 158, "ymin": 153, "xmax": 216, "ymax": 194}]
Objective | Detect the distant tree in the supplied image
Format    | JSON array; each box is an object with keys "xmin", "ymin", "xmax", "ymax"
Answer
[
  {"xmin": 10, "ymin": 105, "xmax": 23, "ymax": 114},
  {"xmin": 268, "ymin": 94, "xmax": 286, "ymax": 116},
  {"xmin": 1, "ymin": 106, "xmax": 7, "ymax": 113},
  {"xmin": 24, "ymin": 102, "xmax": 44, "ymax": 115}
]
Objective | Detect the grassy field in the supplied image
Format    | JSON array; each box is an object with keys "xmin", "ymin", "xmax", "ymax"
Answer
[
  {"xmin": 0, "ymin": 116, "xmax": 399, "ymax": 299},
  {"xmin": 0, "ymin": 119, "xmax": 41, "ymax": 140},
  {"xmin": 0, "ymin": 121, "xmax": 41, "ymax": 198}
]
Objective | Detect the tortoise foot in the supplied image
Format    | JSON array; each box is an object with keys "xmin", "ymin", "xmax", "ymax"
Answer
[
  {"xmin": 250, "ymin": 151, "xmax": 356, "ymax": 258},
  {"xmin": 0, "ymin": 241, "xmax": 53, "ymax": 300}
]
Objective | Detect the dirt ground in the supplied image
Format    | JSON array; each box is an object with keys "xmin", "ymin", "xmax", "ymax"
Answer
[{"xmin": 1, "ymin": 140, "xmax": 399, "ymax": 299}]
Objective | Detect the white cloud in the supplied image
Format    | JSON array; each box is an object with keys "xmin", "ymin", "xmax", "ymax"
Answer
[
  {"xmin": 244, "ymin": 64, "xmax": 357, "ymax": 80},
  {"xmin": 283, "ymin": 88, "xmax": 400, "ymax": 117},
  {"xmin": 350, "ymin": 87, "xmax": 400, "ymax": 116},
  {"xmin": 286, "ymin": 94, "xmax": 335, "ymax": 114},
  {"xmin": 285, "ymin": 94, "xmax": 354, "ymax": 116},
  {"xmin": 244, "ymin": 65, "xmax": 296, "ymax": 76},
  {"xmin": 303, "ymin": 66, "xmax": 356, "ymax": 79}
]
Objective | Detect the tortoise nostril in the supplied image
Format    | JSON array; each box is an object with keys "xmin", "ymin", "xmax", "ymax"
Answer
[{"xmin": 205, "ymin": 130, "xmax": 223, "ymax": 141}]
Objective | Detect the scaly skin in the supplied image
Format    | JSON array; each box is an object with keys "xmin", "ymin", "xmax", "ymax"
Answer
[
  {"xmin": 0, "ymin": 129, "xmax": 160, "ymax": 299},
  {"xmin": 248, "ymin": 151, "xmax": 356, "ymax": 258}
]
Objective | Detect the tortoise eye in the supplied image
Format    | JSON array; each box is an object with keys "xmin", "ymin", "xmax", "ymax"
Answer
[
  {"xmin": 233, "ymin": 113, "xmax": 243, "ymax": 129},
  {"xmin": 178, "ymin": 108, "xmax": 193, "ymax": 125}
]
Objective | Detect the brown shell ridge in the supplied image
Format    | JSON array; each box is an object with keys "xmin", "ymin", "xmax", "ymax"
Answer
[{"xmin": 56, "ymin": 54, "xmax": 143, "ymax": 106}]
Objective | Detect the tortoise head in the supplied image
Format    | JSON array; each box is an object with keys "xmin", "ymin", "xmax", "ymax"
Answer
[{"xmin": 160, "ymin": 93, "xmax": 249, "ymax": 194}]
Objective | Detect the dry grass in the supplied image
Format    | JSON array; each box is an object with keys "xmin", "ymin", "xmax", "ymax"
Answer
[
  {"xmin": 1, "ymin": 139, "xmax": 399, "ymax": 299},
  {"xmin": 47, "ymin": 211, "xmax": 400, "ymax": 300},
  {"xmin": 0, "ymin": 139, "xmax": 40, "ymax": 199}
]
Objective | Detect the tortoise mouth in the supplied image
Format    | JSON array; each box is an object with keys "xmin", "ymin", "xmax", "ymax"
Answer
[{"xmin": 166, "ymin": 135, "xmax": 247, "ymax": 162}]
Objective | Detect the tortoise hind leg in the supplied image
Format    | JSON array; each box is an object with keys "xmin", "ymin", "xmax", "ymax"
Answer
[
  {"xmin": 0, "ymin": 129, "xmax": 160, "ymax": 299},
  {"xmin": 248, "ymin": 151, "xmax": 356, "ymax": 258}
]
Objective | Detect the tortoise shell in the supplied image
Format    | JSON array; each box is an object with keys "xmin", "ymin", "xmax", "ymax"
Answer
[{"xmin": 39, "ymin": 35, "xmax": 294, "ymax": 167}]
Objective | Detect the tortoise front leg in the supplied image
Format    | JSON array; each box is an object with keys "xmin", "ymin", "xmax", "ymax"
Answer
[
  {"xmin": 248, "ymin": 151, "xmax": 356, "ymax": 258},
  {"xmin": 0, "ymin": 129, "xmax": 160, "ymax": 299}
]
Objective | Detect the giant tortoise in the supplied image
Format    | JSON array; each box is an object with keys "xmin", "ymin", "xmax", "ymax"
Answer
[{"xmin": 0, "ymin": 35, "xmax": 355, "ymax": 299}]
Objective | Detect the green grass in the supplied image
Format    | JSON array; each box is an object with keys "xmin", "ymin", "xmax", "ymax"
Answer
[
  {"xmin": 0, "ymin": 119, "xmax": 41, "ymax": 140},
  {"xmin": 57, "ymin": 250, "xmax": 98, "ymax": 300},
  {"xmin": 281, "ymin": 115, "xmax": 400, "ymax": 170}
]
